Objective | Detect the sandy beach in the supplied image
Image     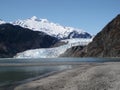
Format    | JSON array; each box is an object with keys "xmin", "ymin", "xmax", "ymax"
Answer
[{"xmin": 13, "ymin": 62, "xmax": 120, "ymax": 90}]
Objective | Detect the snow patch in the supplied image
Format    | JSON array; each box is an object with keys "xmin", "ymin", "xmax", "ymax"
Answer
[{"xmin": 0, "ymin": 19, "xmax": 6, "ymax": 24}]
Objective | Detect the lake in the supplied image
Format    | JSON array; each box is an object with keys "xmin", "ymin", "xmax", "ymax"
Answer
[{"xmin": 0, "ymin": 57, "xmax": 120, "ymax": 89}]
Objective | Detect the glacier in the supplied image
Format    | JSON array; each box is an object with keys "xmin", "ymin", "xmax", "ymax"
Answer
[
  {"xmin": 14, "ymin": 38, "xmax": 92, "ymax": 58},
  {"xmin": 0, "ymin": 16, "xmax": 93, "ymax": 58}
]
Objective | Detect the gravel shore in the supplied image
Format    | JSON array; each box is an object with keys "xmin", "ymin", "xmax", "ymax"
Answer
[{"xmin": 14, "ymin": 62, "xmax": 120, "ymax": 90}]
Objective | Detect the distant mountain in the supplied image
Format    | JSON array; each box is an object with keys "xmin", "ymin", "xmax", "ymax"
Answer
[
  {"xmin": 12, "ymin": 16, "xmax": 92, "ymax": 39},
  {"xmin": 0, "ymin": 24, "xmax": 58, "ymax": 58},
  {"xmin": 62, "ymin": 14, "xmax": 120, "ymax": 57}
]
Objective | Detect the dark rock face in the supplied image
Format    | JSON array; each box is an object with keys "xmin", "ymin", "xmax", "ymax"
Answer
[
  {"xmin": 62, "ymin": 14, "xmax": 120, "ymax": 57},
  {"xmin": 85, "ymin": 14, "xmax": 120, "ymax": 57},
  {"xmin": 67, "ymin": 31, "xmax": 92, "ymax": 39},
  {"xmin": 60, "ymin": 46, "xmax": 86, "ymax": 57},
  {"xmin": 0, "ymin": 24, "xmax": 58, "ymax": 58},
  {"xmin": 62, "ymin": 31, "xmax": 92, "ymax": 40},
  {"xmin": 50, "ymin": 41, "xmax": 67, "ymax": 48}
]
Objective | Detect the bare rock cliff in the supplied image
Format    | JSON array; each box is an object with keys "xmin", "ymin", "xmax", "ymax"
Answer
[{"xmin": 62, "ymin": 14, "xmax": 120, "ymax": 57}]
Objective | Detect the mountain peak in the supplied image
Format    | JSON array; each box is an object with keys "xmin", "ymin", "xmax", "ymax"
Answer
[
  {"xmin": 30, "ymin": 16, "xmax": 38, "ymax": 20},
  {"xmin": 30, "ymin": 16, "xmax": 49, "ymax": 23},
  {"xmin": 40, "ymin": 19, "xmax": 49, "ymax": 23}
]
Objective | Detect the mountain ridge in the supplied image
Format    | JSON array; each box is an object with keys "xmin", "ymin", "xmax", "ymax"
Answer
[
  {"xmin": 0, "ymin": 19, "xmax": 5, "ymax": 24},
  {"xmin": 2, "ymin": 16, "xmax": 92, "ymax": 39}
]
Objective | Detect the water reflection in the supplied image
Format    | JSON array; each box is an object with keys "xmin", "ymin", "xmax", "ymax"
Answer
[
  {"xmin": 58, "ymin": 65, "xmax": 72, "ymax": 70},
  {"xmin": 0, "ymin": 65, "xmax": 72, "ymax": 87}
]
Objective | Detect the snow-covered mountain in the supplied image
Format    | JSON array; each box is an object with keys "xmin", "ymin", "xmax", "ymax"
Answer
[
  {"xmin": 0, "ymin": 19, "xmax": 5, "ymax": 24},
  {"xmin": 14, "ymin": 38, "xmax": 92, "ymax": 58},
  {"xmin": 12, "ymin": 16, "xmax": 92, "ymax": 39}
]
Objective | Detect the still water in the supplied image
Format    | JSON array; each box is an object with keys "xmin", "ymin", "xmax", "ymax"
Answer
[{"xmin": 0, "ymin": 58, "xmax": 120, "ymax": 89}]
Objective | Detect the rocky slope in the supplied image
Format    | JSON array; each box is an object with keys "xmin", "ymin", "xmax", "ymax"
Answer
[
  {"xmin": 60, "ymin": 46, "xmax": 85, "ymax": 57},
  {"xmin": 62, "ymin": 14, "xmax": 120, "ymax": 57},
  {"xmin": 0, "ymin": 24, "xmax": 58, "ymax": 58}
]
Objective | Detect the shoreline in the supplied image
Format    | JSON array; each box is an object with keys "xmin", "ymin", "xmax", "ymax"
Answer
[
  {"xmin": 0, "ymin": 62, "xmax": 98, "ymax": 67},
  {"xmin": 13, "ymin": 63, "xmax": 100, "ymax": 90},
  {"xmin": 14, "ymin": 62, "xmax": 120, "ymax": 90},
  {"xmin": 0, "ymin": 64, "xmax": 82, "ymax": 90},
  {"xmin": 0, "ymin": 63, "xmax": 96, "ymax": 90},
  {"xmin": 0, "ymin": 70, "xmax": 68, "ymax": 90}
]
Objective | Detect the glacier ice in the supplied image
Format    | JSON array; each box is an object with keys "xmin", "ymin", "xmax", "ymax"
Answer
[{"xmin": 14, "ymin": 38, "xmax": 92, "ymax": 58}]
